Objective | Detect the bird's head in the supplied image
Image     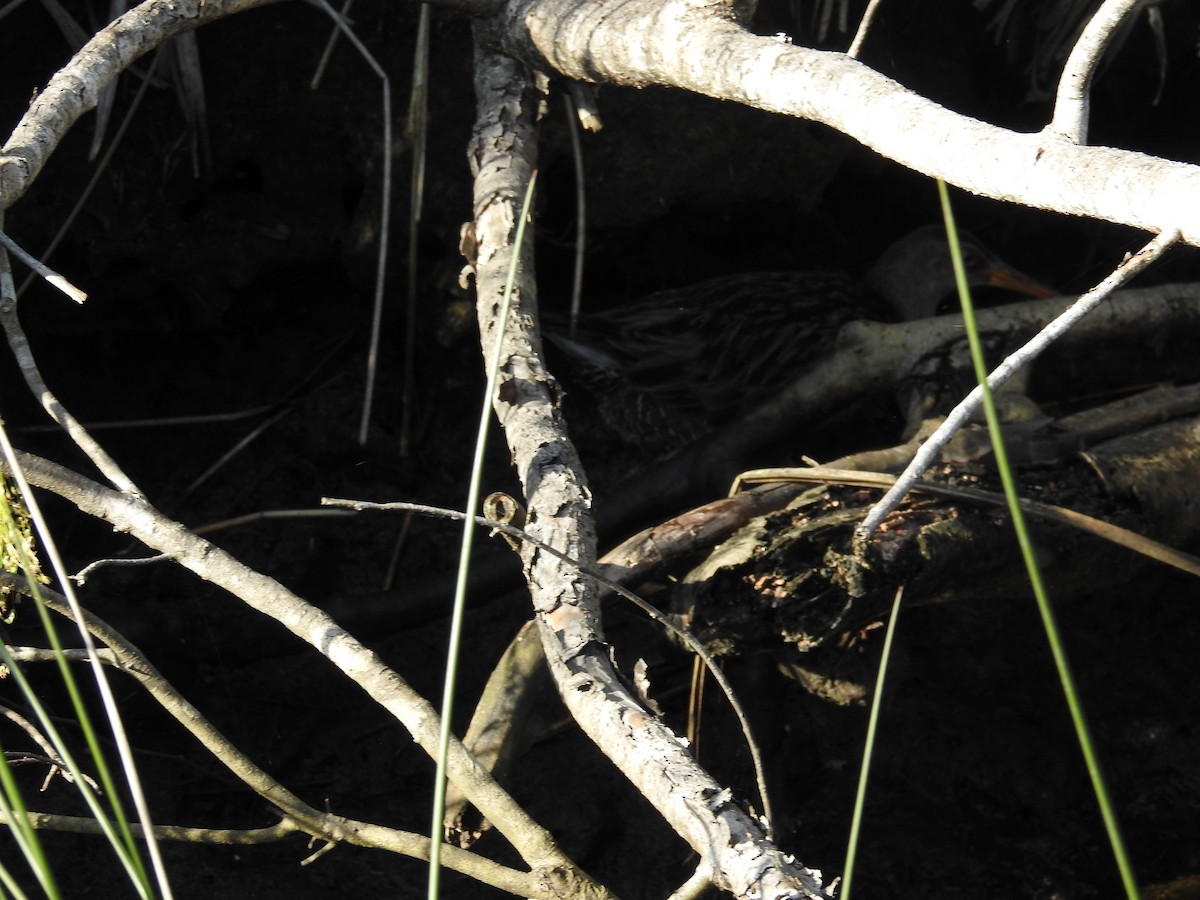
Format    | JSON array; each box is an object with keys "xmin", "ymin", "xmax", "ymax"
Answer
[{"xmin": 864, "ymin": 225, "xmax": 1055, "ymax": 322}]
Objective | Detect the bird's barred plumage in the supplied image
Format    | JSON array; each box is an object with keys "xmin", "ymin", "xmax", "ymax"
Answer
[{"xmin": 547, "ymin": 228, "xmax": 1049, "ymax": 453}]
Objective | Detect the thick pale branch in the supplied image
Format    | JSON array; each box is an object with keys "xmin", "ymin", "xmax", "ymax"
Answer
[
  {"xmin": 8, "ymin": 0, "xmax": 1200, "ymax": 247},
  {"xmin": 467, "ymin": 27, "xmax": 830, "ymax": 900},
  {"xmin": 500, "ymin": 0, "xmax": 1200, "ymax": 244}
]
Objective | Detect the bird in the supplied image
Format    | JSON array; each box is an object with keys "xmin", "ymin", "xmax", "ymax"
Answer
[{"xmin": 546, "ymin": 227, "xmax": 1053, "ymax": 453}]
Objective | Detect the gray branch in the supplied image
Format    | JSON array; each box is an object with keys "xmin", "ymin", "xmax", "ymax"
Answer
[{"xmin": 466, "ymin": 27, "xmax": 831, "ymax": 900}]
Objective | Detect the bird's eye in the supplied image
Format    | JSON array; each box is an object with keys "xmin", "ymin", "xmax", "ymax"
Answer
[{"xmin": 960, "ymin": 246, "xmax": 985, "ymax": 270}]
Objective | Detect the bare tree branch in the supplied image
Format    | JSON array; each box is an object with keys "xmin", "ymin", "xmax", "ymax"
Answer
[
  {"xmin": 857, "ymin": 228, "xmax": 1181, "ymax": 539},
  {"xmin": 2, "ymin": 0, "xmax": 1196, "ymax": 894},
  {"xmin": 0, "ymin": 0, "xmax": 289, "ymax": 208},
  {"xmin": 0, "ymin": 452, "xmax": 606, "ymax": 897},
  {"xmin": 492, "ymin": 0, "xmax": 1200, "ymax": 243},
  {"xmin": 1049, "ymin": 0, "xmax": 1149, "ymax": 143},
  {"xmin": 466, "ymin": 26, "xmax": 831, "ymax": 899},
  {"xmin": 0, "ymin": 575, "xmax": 556, "ymax": 897}
]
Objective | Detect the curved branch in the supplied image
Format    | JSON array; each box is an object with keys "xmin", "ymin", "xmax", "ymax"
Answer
[
  {"xmin": 0, "ymin": 454, "xmax": 603, "ymax": 897},
  {"xmin": 0, "ymin": 0, "xmax": 284, "ymax": 208},
  {"xmin": 0, "ymin": 264, "xmax": 137, "ymax": 494},
  {"xmin": 2, "ymin": 575, "xmax": 539, "ymax": 894},
  {"xmin": 2, "ymin": 810, "xmax": 542, "ymax": 895},
  {"xmin": 498, "ymin": 0, "xmax": 1200, "ymax": 243},
  {"xmin": 1049, "ymin": 0, "xmax": 1147, "ymax": 143},
  {"xmin": 8, "ymin": 0, "xmax": 1199, "ymax": 249},
  {"xmin": 858, "ymin": 227, "xmax": 1179, "ymax": 538}
]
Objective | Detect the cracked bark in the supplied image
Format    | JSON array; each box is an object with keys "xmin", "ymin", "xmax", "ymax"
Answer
[{"xmin": 467, "ymin": 22, "xmax": 831, "ymax": 900}]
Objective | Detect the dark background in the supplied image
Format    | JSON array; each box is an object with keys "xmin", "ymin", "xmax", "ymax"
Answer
[{"xmin": 1, "ymin": 0, "xmax": 1199, "ymax": 897}]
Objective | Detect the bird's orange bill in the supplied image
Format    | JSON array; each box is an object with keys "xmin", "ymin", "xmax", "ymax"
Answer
[{"xmin": 985, "ymin": 265, "xmax": 1057, "ymax": 300}]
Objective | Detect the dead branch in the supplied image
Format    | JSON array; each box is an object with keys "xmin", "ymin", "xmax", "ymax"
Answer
[
  {"xmin": 466, "ymin": 26, "xmax": 831, "ymax": 899},
  {"xmin": 0, "ymin": 450, "xmax": 607, "ymax": 898},
  {"xmin": 675, "ymin": 410, "xmax": 1200, "ymax": 661},
  {"xmin": 0, "ymin": 576, "xmax": 546, "ymax": 897},
  {"xmin": 489, "ymin": 0, "xmax": 1200, "ymax": 243}
]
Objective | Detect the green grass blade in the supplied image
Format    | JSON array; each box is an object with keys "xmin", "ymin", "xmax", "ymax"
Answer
[
  {"xmin": 936, "ymin": 180, "xmax": 1138, "ymax": 899},
  {"xmin": 0, "ymin": 853, "xmax": 37, "ymax": 900},
  {"xmin": 0, "ymin": 746, "xmax": 56, "ymax": 899},
  {"xmin": 839, "ymin": 586, "xmax": 905, "ymax": 900},
  {"xmin": 0, "ymin": 453, "xmax": 157, "ymax": 896},
  {"xmin": 427, "ymin": 172, "xmax": 539, "ymax": 900}
]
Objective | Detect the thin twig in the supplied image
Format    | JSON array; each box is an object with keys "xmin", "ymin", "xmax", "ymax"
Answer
[
  {"xmin": 174, "ymin": 406, "xmax": 293, "ymax": 502},
  {"xmin": 169, "ymin": 352, "xmax": 348, "ymax": 505},
  {"xmin": 304, "ymin": 0, "xmax": 393, "ymax": 447},
  {"xmin": 561, "ymin": 92, "xmax": 587, "ymax": 340},
  {"xmin": 321, "ymin": 494, "xmax": 778, "ymax": 833},
  {"xmin": 846, "ymin": 0, "xmax": 883, "ymax": 58},
  {"xmin": 11, "ymin": 405, "xmax": 276, "ymax": 433},
  {"xmin": 191, "ymin": 507, "xmax": 354, "ymax": 535},
  {"xmin": 382, "ymin": 510, "xmax": 415, "ymax": 591},
  {"xmin": 307, "ymin": 0, "xmax": 392, "ymax": 448},
  {"xmin": 73, "ymin": 554, "xmax": 168, "ymax": 585},
  {"xmin": 310, "ymin": 0, "xmax": 353, "ymax": 89},
  {"xmin": 1048, "ymin": 0, "xmax": 1147, "ymax": 143},
  {"xmin": 0, "ymin": 701, "xmax": 101, "ymax": 790},
  {"xmin": 0, "ymin": 244, "xmax": 136, "ymax": 495},
  {"xmin": 400, "ymin": 5, "xmax": 431, "ymax": 455},
  {"xmin": 0, "ymin": 229, "xmax": 86, "ymax": 303},
  {"xmin": 856, "ymin": 228, "xmax": 1180, "ymax": 541}
]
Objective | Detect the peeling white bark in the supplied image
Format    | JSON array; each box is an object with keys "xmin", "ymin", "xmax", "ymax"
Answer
[{"xmin": 495, "ymin": 0, "xmax": 1200, "ymax": 244}]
